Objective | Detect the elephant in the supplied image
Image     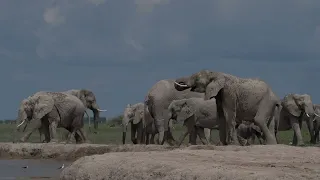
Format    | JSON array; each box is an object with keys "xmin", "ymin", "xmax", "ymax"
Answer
[
  {"xmin": 63, "ymin": 89, "xmax": 107, "ymax": 131},
  {"xmin": 236, "ymin": 121, "xmax": 264, "ymax": 146},
  {"xmin": 168, "ymin": 97, "xmax": 218, "ymax": 146},
  {"xmin": 122, "ymin": 103, "xmax": 148, "ymax": 144},
  {"xmin": 15, "ymin": 91, "xmax": 88, "ymax": 143},
  {"xmin": 313, "ymin": 104, "xmax": 320, "ymax": 143},
  {"xmin": 145, "ymin": 79, "xmax": 204, "ymax": 145},
  {"xmin": 276, "ymin": 94, "xmax": 320, "ymax": 146},
  {"xmin": 174, "ymin": 70, "xmax": 281, "ymax": 145}
]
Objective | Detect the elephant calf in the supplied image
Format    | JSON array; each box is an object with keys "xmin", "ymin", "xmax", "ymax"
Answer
[
  {"xmin": 168, "ymin": 97, "xmax": 218, "ymax": 147},
  {"xmin": 236, "ymin": 122, "xmax": 264, "ymax": 146}
]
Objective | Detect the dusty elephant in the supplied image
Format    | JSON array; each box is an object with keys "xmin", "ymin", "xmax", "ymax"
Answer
[
  {"xmin": 145, "ymin": 79, "xmax": 204, "ymax": 145},
  {"xmin": 236, "ymin": 122, "xmax": 264, "ymax": 146},
  {"xmin": 174, "ymin": 70, "xmax": 280, "ymax": 145},
  {"xmin": 63, "ymin": 89, "xmax": 107, "ymax": 131},
  {"xmin": 168, "ymin": 97, "xmax": 218, "ymax": 146},
  {"xmin": 277, "ymin": 94, "xmax": 320, "ymax": 146},
  {"xmin": 15, "ymin": 92, "xmax": 88, "ymax": 143}
]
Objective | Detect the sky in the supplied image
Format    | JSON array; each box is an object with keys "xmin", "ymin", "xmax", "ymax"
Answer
[{"xmin": 1, "ymin": 0, "xmax": 320, "ymax": 119}]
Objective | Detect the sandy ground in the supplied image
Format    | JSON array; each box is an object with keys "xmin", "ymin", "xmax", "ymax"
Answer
[{"xmin": 60, "ymin": 144, "xmax": 320, "ymax": 180}]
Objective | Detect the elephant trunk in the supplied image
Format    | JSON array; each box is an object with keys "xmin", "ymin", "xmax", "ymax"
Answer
[
  {"xmin": 91, "ymin": 103, "xmax": 100, "ymax": 130},
  {"xmin": 122, "ymin": 125, "xmax": 127, "ymax": 144},
  {"xmin": 304, "ymin": 103, "xmax": 316, "ymax": 143},
  {"xmin": 174, "ymin": 77, "xmax": 191, "ymax": 91}
]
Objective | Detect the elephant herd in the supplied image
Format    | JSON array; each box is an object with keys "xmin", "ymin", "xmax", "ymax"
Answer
[
  {"xmin": 12, "ymin": 70, "xmax": 320, "ymax": 147},
  {"xmin": 123, "ymin": 69, "xmax": 320, "ymax": 147}
]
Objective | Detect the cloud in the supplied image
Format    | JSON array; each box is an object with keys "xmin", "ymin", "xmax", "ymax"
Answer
[
  {"xmin": 43, "ymin": 6, "xmax": 65, "ymax": 26},
  {"xmin": 1, "ymin": 0, "xmax": 320, "ymax": 63}
]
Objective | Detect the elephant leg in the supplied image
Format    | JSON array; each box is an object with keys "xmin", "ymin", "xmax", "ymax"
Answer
[
  {"xmin": 216, "ymin": 99, "xmax": 227, "ymax": 145},
  {"xmin": 222, "ymin": 106, "xmax": 239, "ymax": 145},
  {"xmin": 145, "ymin": 132, "xmax": 150, "ymax": 145},
  {"xmin": 77, "ymin": 128, "xmax": 88, "ymax": 143},
  {"xmin": 290, "ymin": 118, "xmax": 304, "ymax": 146},
  {"xmin": 131, "ymin": 124, "xmax": 137, "ymax": 144},
  {"xmin": 150, "ymin": 133, "xmax": 156, "ymax": 144},
  {"xmin": 204, "ymin": 128, "xmax": 211, "ymax": 144},
  {"xmin": 49, "ymin": 121, "xmax": 59, "ymax": 143},
  {"xmin": 196, "ymin": 127, "xmax": 209, "ymax": 145},
  {"xmin": 306, "ymin": 118, "xmax": 316, "ymax": 144},
  {"xmin": 74, "ymin": 132, "xmax": 83, "ymax": 144},
  {"xmin": 189, "ymin": 130, "xmax": 197, "ymax": 145},
  {"xmin": 66, "ymin": 129, "xmax": 76, "ymax": 144},
  {"xmin": 136, "ymin": 123, "xmax": 143, "ymax": 144},
  {"xmin": 20, "ymin": 119, "xmax": 42, "ymax": 142},
  {"xmin": 177, "ymin": 127, "xmax": 189, "ymax": 147},
  {"xmin": 249, "ymin": 135, "xmax": 256, "ymax": 145}
]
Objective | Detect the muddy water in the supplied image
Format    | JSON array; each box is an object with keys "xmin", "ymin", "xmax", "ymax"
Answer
[{"xmin": 0, "ymin": 159, "xmax": 72, "ymax": 179}]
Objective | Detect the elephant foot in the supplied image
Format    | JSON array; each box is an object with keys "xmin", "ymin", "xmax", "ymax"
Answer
[{"xmin": 49, "ymin": 138, "xmax": 59, "ymax": 143}]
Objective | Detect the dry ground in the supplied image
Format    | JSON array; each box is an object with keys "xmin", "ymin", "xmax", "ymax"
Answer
[{"xmin": 60, "ymin": 144, "xmax": 320, "ymax": 180}]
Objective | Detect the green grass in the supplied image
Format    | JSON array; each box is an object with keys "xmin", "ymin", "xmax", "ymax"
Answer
[{"xmin": 0, "ymin": 123, "xmax": 314, "ymax": 145}]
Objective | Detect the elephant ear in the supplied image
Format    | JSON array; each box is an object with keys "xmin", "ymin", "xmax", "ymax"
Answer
[
  {"xmin": 282, "ymin": 94, "xmax": 301, "ymax": 117},
  {"xmin": 177, "ymin": 101, "xmax": 195, "ymax": 122},
  {"xmin": 32, "ymin": 95, "xmax": 54, "ymax": 120},
  {"xmin": 133, "ymin": 109, "xmax": 143, "ymax": 124},
  {"xmin": 204, "ymin": 76, "xmax": 225, "ymax": 100}
]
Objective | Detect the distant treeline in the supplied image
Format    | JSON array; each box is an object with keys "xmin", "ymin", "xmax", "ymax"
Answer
[{"xmin": 0, "ymin": 115, "xmax": 124, "ymax": 127}]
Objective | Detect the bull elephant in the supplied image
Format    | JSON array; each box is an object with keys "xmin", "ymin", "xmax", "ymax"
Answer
[
  {"xmin": 313, "ymin": 104, "xmax": 320, "ymax": 143},
  {"xmin": 15, "ymin": 92, "xmax": 87, "ymax": 143},
  {"xmin": 63, "ymin": 89, "xmax": 107, "ymax": 131},
  {"xmin": 174, "ymin": 70, "xmax": 280, "ymax": 145},
  {"xmin": 277, "ymin": 94, "xmax": 320, "ymax": 146},
  {"xmin": 236, "ymin": 122, "xmax": 264, "ymax": 146},
  {"xmin": 168, "ymin": 98, "xmax": 218, "ymax": 147},
  {"xmin": 145, "ymin": 79, "xmax": 204, "ymax": 145}
]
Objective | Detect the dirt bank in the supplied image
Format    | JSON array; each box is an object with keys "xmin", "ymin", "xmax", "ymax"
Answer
[
  {"xmin": 61, "ymin": 144, "xmax": 320, "ymax": 180},
  {"xmin": 0, "ymin": 143, "xmax": 175, "ymax": 161}
]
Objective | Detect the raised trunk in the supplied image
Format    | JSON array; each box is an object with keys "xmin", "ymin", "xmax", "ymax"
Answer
[{"xmin": 174, "ymin": 77, "xmax": 191, "ymax": 91}]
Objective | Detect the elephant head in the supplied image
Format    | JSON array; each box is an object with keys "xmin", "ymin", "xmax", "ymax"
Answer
[
  {"xmin": 15, "ymin": 95, "xmax": 54, "ymax": 142},
  {"xmin": 282, "ymin": 94, "xmax": 319, "ymax": 118},
  {"xmin": 168, "ymin": 99, "xmax": 196, "ymax": 124},
  {"xmin": 174, "ymin": 70, "xmax": 224, "ymax": 100},
  {"xmin": 122, "ymin": 104, "xmax": 144, "ymax": 144},
  {"xmin": 67, "ymin": 89, "xmax": 107, "ymax": 130}
]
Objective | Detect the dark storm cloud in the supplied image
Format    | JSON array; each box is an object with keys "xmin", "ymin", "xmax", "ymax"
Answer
[{"xmin": 0, "ymin": 0, "xmax": 320, "ymax": 62}]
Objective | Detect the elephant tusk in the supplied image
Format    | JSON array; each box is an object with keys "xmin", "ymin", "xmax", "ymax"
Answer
[
  {"xmin": 97, "ymin": 109, "xmax": 107, "ymax": 112},
  {"xmin": 174, "ymin": 82, "xmax": 188, "ymax": 87},
  {"xmin": 315, "ymin": 113, "xmax": 320, "ymax": 117},
  {"xmin": 16, "ymin": 120, "xmax": 26, "ymax": 128},
  {"xmin": 306, "ymin": 113, "xmax": 310, "ymax": 117}
]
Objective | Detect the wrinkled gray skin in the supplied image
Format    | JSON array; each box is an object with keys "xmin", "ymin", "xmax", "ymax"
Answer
[
  {"xmin": 15, "ymin": 92, "xmax": 87, "ymax": 143},
  {"xmin": 145, "ymin": 79, "xmax": 204, "ymax": 145},
  {"xmin": 168, "ymin": 98, "xmax": 218, "ymax": 146},
  {"xmin": 313, "ymin": 104, "xmax": 320, "ymax": 143},
  {"xmin": 277, "ymin": 94, "xmax": 319, "ymax": 146},
  {"xmin": 174, "ymin": 70, "xmax": 280, "ymax": 145},
  {"xmin": 236, "ymin": 122, "xmax": 264, "ymax": 146}
]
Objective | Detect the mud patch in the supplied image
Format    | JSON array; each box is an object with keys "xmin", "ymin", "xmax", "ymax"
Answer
[
  {"xmin": 0, "ymin": 143, "xmax": 175, "ymax": 161},
  {"xmin": 61, "ymin": 144, "xmax": 320, "ymax": 180}
]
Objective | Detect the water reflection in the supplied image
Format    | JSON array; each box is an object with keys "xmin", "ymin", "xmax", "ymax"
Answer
[{"xmin": 0, "ymin": 159, "xmax": 71, "ymax": 179}]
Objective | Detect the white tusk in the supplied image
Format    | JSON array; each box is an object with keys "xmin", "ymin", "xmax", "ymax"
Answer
[
  {"xmin": 174, "ymin": 82, "xmax": 188, "ymax": 87},
  {"xmin": 306, "ymin": 113, "xmax": 310, "ymax": 117},
  {"xmin": 97, "ymin": 109, "xmax": 107, "ymax": 112},
  {"xmin": 16, "ymin": 120, "xmax": 26, "ymax": 128},
  {"xmin": 315, "ymin": 113, "xmax": 320, "ymax": 117}
]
